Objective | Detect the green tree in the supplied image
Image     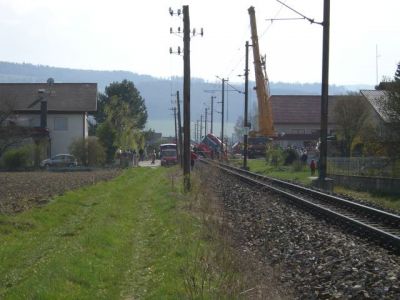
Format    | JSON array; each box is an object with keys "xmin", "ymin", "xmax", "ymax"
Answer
[
  {"xmin": 233, "ymin": 116, "xmax": 245, "ymax": 142},
  {"xmin": 333, "ymin": 93, "xmax": 370, "ymax": 157},
  {"xmin": 97, "ymin": 80, "xmax": 147, "ymax": 130},
  {"xmin": 94, "ymin": 80, "xmax": 148, "ymax": 159}
]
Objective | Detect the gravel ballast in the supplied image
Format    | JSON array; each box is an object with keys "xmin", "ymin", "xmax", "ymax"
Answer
[{"xmin": 201, "ymin": 167, "xmax": 400, "ymax": 299}]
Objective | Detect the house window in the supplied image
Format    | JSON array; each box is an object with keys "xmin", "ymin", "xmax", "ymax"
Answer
[
  {"xmin": 54, "ymin": 117, "xmax": 68, "ymax": 131},
  {"xmin": 291, "ymin": 129, "xmax": 305, "ymax": 134}
]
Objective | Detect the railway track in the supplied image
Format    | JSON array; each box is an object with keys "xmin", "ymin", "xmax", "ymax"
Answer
[{"xmin": 201, "ymin": 159, "xmax": 400, "ymax": 252}]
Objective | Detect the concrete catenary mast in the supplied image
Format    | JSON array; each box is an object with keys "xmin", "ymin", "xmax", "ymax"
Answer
[{"xmin": 248, "ymin": 6, "xmax": 275, "ymax": 137}]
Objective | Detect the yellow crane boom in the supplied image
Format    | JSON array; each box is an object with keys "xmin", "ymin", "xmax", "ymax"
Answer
[{"xmin": 248, "ymin": 6, "xmax": 275, "ymax": 137}]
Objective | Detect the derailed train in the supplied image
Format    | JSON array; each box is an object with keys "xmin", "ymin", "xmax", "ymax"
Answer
[{"xmin": 196, "ymin": 133, "xmax": 225, "ymax": 159}]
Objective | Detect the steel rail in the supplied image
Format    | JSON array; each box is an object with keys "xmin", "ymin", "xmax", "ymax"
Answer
[
  {"xmin": 220, "ymin": 161, "xmax": 400, "ymax": 227},
  {"xmin": 201, "ymin": 159, "xmax": 400, "ymax": 252}
]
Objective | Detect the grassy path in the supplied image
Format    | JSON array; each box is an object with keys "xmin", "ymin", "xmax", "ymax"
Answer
[{"xmin": 0, "ymin": 168, "xmax": 194, "ymax": 299}]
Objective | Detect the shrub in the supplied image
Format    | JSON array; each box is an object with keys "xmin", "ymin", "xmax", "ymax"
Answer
[
  {"xmin": 265, "ymin": 145, "xmax": 284, "ymax": 167},
  {"xmin": 2, "ymin": 147, "xmax": 31, "ymax": 170},
  {"xmin": 69, "ymin": 137, "xmax": 106, "ymax": 166},
  {"xmin": 291, "ymin": 160, "xmax": 305, "ymax": 172},
  {"xmin": 87, "ymin": 137, "xmax": 106, "ymax": 166},
  {"xmin": 283, "ymin": 148, "xmax": 299, "ymax": 165},
  {"xmin": 69, "ymin": 138, "xmax": 87, "ymax": 166},
  {"xmin": 96, "ymin": 121, "xmax": 117, "ymax": 163}
]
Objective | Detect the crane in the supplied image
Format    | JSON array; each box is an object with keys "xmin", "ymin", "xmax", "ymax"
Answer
[{"xmin": 248, "ymin": 6, "xmax": 275, "ymax": 137}]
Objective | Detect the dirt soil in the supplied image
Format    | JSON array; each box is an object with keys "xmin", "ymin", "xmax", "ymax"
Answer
[{"xmin": 0, "ymin": 169, "xmax": 121, "ymax": 214}]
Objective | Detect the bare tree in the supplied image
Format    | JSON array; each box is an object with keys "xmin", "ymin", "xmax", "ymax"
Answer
[
  {"xmin": 333, "ymin": 93, "xmax": 370, "ymax": 156},
  {"xmin": 0, "ymin": 97, "xmax": 32, "ymax": 158},
  {"xmin": 375, "ymin": 65, "xmax": 400, "ymax": 158}
]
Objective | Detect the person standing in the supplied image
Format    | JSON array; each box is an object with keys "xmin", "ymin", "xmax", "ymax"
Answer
[
  {"xmin": 191, "ymin": 150, "xmax": 198, "ymax": 170},
  {"xmin": 132, "ymin": 149, "xmax": 138, "ymax": 167},
  {"xmin": 310, "ymin": 159, "xmax": 316, "ymax": 176},
  {"xmin": 139, "ymin": 148, "xmax": 144, "ymax": 161},
  {"xmin": 151, "ymin": 149, "xmax": 156, "ymax": 164}
]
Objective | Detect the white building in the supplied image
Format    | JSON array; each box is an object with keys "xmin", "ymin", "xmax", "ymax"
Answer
[{"xmin": 0, "ymin": 83, "xmax": 97, "ymax": 157}]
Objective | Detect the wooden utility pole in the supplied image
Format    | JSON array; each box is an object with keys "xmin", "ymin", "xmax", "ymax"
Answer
[
  {"xmin": 319, "ymin": 0, "xmax": 330, "ymax": 182},
  {"xmin": 204, "ymin": 107, "xmax": 208, "ymax": 135},
  {"xmin": 219, "ymin": 78, "xmax": 226, "ymax": 155},
  {"xmin": 194, "ymin": 122, "xmax": 198, "ymax": 142},
  {"xmin": 196, "ymin": 120, "xmax": 200, "ymax": 142},
  {"xmin": 210, "ymin": 96, "xmax": 215, "ymax": 134},
  {"xmin": 183, "ymin": 5, "xmax": 191, "ymax": 191},
  {"xmin": 171, "ymin": 107, "xmax": 179, "ymax": 161},
  {"xmin": 243, "ymin": 41, "xmax": 250, "ymax": 170},
  {"xmin": 200, "ymin": 114, "xmax": 203, "ymax": 140},
  {"xmin": 176, "ymin": 91, "xmax": 183, "ymax": 167}
]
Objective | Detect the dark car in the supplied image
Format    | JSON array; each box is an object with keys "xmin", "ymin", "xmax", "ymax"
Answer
[{"xmin": 40, "ymin": 154, "xmax": 78, "ymax": 168}]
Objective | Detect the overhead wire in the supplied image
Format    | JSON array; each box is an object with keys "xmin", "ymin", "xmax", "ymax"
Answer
[{"xmin": 225, "ymin": 1, "xmax": 286, "ymax": 81}]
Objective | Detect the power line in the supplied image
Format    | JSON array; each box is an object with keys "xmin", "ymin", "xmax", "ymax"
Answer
[
  {"xmin": 226, "ymin": 3, "xmax": 285, "ymax": 80},
  {"xmin": 275, "ymin": 0, "xmax": 323, "ymax": 25}
]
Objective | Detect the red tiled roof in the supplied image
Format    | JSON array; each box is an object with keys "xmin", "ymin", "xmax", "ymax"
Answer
[{"xmin": 270, "ymin": 95, "xmax": 340, "ymax": 124}]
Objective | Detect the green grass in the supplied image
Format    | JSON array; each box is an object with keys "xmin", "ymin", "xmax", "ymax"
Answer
[
  {"xmin": 0, "ymin": 167, "xmax": 220, "ymax": 299},
  {"xmin": 244, "ymin": 158, "xmax": 312, "ymax": 185}
]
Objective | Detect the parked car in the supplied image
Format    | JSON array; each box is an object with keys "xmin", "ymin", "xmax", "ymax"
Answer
[{"xmin": 40, "ymin": 154, "xmax": 78, "ymax": 168}]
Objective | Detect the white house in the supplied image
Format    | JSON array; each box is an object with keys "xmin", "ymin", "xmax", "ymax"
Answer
[{"xmin": 0, "ymin": 83, "xmax": 97, "ymax": 157}]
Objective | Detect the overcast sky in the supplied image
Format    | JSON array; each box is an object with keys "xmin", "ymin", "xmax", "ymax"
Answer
[{"xmin": 0, "ymin": 0, "xmax": 399, "ymax": 86}]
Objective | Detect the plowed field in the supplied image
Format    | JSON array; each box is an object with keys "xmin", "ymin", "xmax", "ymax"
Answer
[{"xmin": 0, "ymin": 169, "xmax": 121, "ymax": 214}]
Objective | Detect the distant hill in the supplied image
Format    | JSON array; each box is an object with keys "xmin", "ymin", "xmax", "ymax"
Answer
[{"xmin": 0, "ymin": 61, "xmax": 373, "ymax": 135}]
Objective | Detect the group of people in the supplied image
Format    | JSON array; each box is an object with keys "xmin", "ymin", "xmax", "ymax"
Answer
[
  {"xmin": 118, "ymin": 147, "xmax": 199, "ymax": 168},
  {"xmin": 116, "ymin": 149, "xmax": 146, "ymax": 168}
]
